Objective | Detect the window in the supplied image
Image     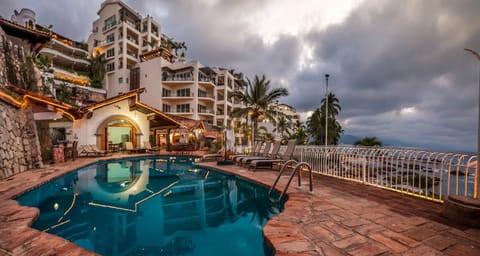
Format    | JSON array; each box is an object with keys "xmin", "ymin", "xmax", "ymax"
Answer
[
  {"xmin": 162, "ymin": 89, "xmax": 171, "ymax": 97},
  {"xmin": 176, "ymin": 104, "xmax": 190, "ymax": 113},
  {"xmin": 198, "ymin": 90, "xmax": 207, "ymax": 97},
  {"xmin": 106, "ymin": 62, "xmax": 115, "ymax": 72},
  {"xmin": 176, "ymin": 88, "xmax": 190, "ymax": 97},
  {"xmin": 162, "ymin": 104, "xmax": 171, "ymax": 113},
  {"xmin": 104, "ymin": 15, "xmax": 116, "ymax": 31},
  {"xmin": 106, "ymin": 48, "xmax": 115, "ymax": 58},
  {"xmin": 106, "ymin": 33, "xmax": 115, "ymax": 43},
  {"xmin": 118, "ymin": 77, "xmax": 123, "ymax": 84},
  {"xmin": 198, "ymin": 104, "xmax": 207, "ymax": 113},
  {"xmin": 126, "ymin": 78, "xmax": 129, "ymax": 84}
]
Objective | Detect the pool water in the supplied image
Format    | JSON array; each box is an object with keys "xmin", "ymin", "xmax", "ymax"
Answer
[{"xmin": 17, "ymin": 156, "xmax": 284, "ymax": 255}]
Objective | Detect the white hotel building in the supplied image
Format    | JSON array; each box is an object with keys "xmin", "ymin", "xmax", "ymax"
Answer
[{"xmin": 88, "ymin": 0, "xmax": 245, "ymax": 128}]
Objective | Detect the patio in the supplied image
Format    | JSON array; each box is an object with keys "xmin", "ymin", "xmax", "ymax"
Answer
[{"xmin": 0, "ymin": 154, "xmax": 479, "ymax": 255}]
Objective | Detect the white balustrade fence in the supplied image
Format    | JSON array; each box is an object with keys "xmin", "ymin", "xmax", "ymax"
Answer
[{"xmin": 292, "ymin": 145, "xmax": 478, "ymax": 202}]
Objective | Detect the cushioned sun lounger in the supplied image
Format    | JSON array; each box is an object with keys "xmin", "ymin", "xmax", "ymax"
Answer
[
  {"xmin": 235, "ymin": 141, "xmax": 272, "ymax": 165},
  {"xmin": 239, "ymin": 140, "xmax": 281, "ymax": 166},
  {"xmin": 249, "ymin": 140, "xmax": 296, "ymax": 171}
]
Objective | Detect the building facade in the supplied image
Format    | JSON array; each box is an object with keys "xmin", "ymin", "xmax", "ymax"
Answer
[
  {"xmin": 8, "ymin": 8, "xmax": 107, "ymax": 106},
  {"xmin": 88, "ymin": 0, "xmax": 247, "ymax": 128},
  {"xmin": 87, "ymin": 0, "xmax": 162, "ymax": 98}
]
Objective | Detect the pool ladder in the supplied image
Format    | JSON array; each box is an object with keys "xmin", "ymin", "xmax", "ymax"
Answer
[{"xmin": 268, "ymin": 160, "xmax": 313, "ymax": 201}]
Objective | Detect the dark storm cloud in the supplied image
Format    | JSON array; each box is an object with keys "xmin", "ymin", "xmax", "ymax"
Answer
[
  {"xmin": 129, "ymin": 0, "xmax": 301, "ymax": 78},
  {"xmin": 284, "ymin": 0, "xmax": 480, "ymax": 151}
]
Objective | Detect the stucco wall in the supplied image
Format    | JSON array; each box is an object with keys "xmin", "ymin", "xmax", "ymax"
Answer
[{"xmin": 73, "ymin": 99, "xmax": 149, "ymax": 148}]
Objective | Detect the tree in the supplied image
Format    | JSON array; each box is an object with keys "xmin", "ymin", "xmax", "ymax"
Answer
[
  {"xmin": 322, "ymin": 92, "xmax": 341, "ymax": 118},
  {"xmin": 354, "ymin": 136, "xmax": 383, "ymax": 147},
  {"xmin": 88, "ymin": 51, "xmax": 106, "ymax": 89},
  {"xmin": 257, "ymin": 126, "xmax": 273, "ymax": 141},
  {"xmin": 273, "ymin": 114, "xmax": 291, "ymax": 143},
  {"xmin": 230, "ymin": 75, "xmax": 289, "ymax": 145},
  {"xmin": 290, "ymin": 120, "xmax": 308, "ymax": 145},
  {"xmin": 306, "ymin": 92, "xmax": 343, "ymax": 145}
]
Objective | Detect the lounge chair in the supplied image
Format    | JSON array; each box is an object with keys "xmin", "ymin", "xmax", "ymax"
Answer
[
  {"xmin": 239, "ymin": 140, "xmax": 281, "ymax": 166},
  {"xmin": 125, "ymin": 141, "xmax": 143, "ymax": 154},
  {"xmin": 201, "ymin": 148, "xmax": 224, "ymax": 161},
  {"xmin": 90, "ymin": 144, "xmax": 111, "ymax": 156},
  {"xmin": 144, "ymin": 141, "xmax": 160, "ymax": 153},
  {"xmin": 249, "ymin": 140, "xmax": 297, "ymax": 171},
  {"xmin": 78, "ymin": 144, "xmax": 96, "ymax": 157},
  {"xmin": 235, "ymin": 141, "xmax": 272, "ymax": 165},
  {"xmin": 230, "ymin": 142, "xmax": 262, "ymax": 162}
]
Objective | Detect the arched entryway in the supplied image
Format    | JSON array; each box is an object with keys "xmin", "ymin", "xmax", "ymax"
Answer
[{"xmin": 96, "ymin": 115, "xmax": 143, "ymax": 151}]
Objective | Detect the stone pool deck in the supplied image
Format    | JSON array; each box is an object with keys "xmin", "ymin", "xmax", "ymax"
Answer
[{"xmin": 0, "ymin": 154, "xmax": 479, "ymax": 255}]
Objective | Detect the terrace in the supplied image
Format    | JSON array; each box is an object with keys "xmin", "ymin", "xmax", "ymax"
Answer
[{"xmin": 0, "ymin": 146, "xmax": 479, "ymax": 255}]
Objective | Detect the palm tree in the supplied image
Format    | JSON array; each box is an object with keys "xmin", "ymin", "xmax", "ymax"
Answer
[
  {"xmin": 354, "ymin": 136, "xmax": 383, "ymax": 147},
  {"xmin": 290, "ymin": 120, "xmax": 308, "ymax": 145},
  {"xmin": 230, "ymin": 75, "xmax": 288, "ymax": 145},
  {"xmin": 306, "ymin": 92, "xmax": 343, "ymax": 145},
  {"xmin": 88, "ymin": 51, "xmax": 106, "ymax": 89},
  {"xmin": 180, "ymin": 42, "xmax": 187, "ymax": 58},
  {"xmin": 273, "ymin": 115, "xmax": 291, "ymax": 143},
  {"xmin": 321, "ymin": 92, "xmax": 341, "ymax": 118},
  {"xmin": 257, "ymin": 126, "xmax": 273, "ymax": 141}
]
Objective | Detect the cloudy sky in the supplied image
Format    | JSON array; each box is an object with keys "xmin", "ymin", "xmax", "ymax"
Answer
[{"xmin": 1, "ymin": 0, "xmax": 480, "ymax": 152}]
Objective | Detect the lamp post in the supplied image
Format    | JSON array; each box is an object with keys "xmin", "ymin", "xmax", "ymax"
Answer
[
  {"xmin": 325, "ymin": 74, "xmax": 330, "ymax": 148},
  {"xmin": 465, "ymin": 48, "xmax": 480, "ymax": 199},
  {"xmin": 275, "ymin": 100, "xmax": 279, "ymax": 139}
]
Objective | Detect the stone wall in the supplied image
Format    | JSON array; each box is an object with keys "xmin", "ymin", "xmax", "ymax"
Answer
[
  {"xmin": 0, "ymin": 27, "xmax": 43, "ymax": 179},
  {"xmin": 0, "ymin": 100, "xmax": 43, "ymax": 179},
  {"xmin": 0, "ymin": 27, "xmax": 39, "ymax": 92}
]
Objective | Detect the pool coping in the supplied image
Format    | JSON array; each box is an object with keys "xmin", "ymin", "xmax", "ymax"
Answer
[{"xmin": 1, "ymin": 154, "xmax": 480, "ymax": 255}]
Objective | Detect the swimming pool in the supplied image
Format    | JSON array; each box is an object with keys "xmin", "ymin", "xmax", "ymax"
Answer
[{"xmin": 16, "ymin": 156, "xmax": 284, "ymax": 255}]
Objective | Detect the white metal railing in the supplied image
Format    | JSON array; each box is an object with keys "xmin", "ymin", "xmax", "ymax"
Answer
[{"xmin": 293, "ymin": 145, "xmax": 478, "ymax": 202}]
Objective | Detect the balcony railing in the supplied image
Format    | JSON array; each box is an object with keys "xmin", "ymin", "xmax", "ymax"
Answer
[
  {"xmin": 166, "ymin": 109, "xmax": 193, "ymax": 114},
  {"xmin": 291, "ymin": 146, "xmax": 478, "ymax": 202},
  {"xmin": 199, "ymin": 77, "xmax": 215, "ymax": 84},
  {"xmin": 198, "ymin": 109, "xmax": 214, "ymax": 114},
  {"xmin": 126, "ymin": 36, "xmax": 138, "ymax": 45},
  {"xmin": 198, "ymin": 93, "xmax": 215, "ymax": 99},
  {"xmin": 163, "ymin": 76, "xmax": 193, "ymax": 82},
  {"xmin": 127, "ymin": 51, "xmax": 138, "ymax": 59},
  {"xmin": 162, "ymin": 93, "xmax": 194, "ymax": 98}
]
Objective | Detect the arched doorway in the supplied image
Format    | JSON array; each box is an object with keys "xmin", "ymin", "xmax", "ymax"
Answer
[{"xmin": 96, "ymin": 115, "xmax": 142, "ymax": 151}]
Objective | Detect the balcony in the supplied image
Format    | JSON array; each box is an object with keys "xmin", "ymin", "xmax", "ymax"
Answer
[
  {"xmin": 198, "ymin": 77, "xmax": 216, "ymax": 87},
  {"xmin": 50, "ymin": 39, "xmax": 88, "ymax": 58},
  {"xmin": 162, "ymin": 77, "xmax": 194, "ymax": 85},
  {"xmin": 198, "ymin": 109, "xmax": 215, "ymax": 116},
  {"xmin": 95, "ymin": 39, "xmax": 114, "ymax": 48},
  {"xmin": 162, "ymin": 93, "xmax": 194, "ymax": 99},
  {"xmin": 217, "ymin": 97, "xmax": 233, "ymax": 106},
  {"xmin": 126, "ymin": 36, "xmax": 139, "ymax": 46},
  {"xmin": 123, "ymin": 19, "xmax": 140, "ymax": 32},
  {"xmin": 39, "ymin": 48, "xmax": 89, "ymax": 69},
  {"xmin": 165, "ymin": 109, "xmax": 193, "ymax": 115},
  {"xmin": 198, "ymin": 94, "xmax": 215, "ymax": 102},
  {"xmin": 126, "ymin": 50, "xmax": 138, "ymax": 60}
]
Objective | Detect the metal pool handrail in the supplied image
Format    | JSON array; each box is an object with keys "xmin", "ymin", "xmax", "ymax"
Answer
[{"xmin": 269, "ymin": 160, "xmax": 313, "ymax": 201}]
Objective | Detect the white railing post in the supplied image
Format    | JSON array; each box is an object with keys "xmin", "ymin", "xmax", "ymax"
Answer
[{"xmin": 362, "ymin": 156, "xmax": 367, "ymax": 184}]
